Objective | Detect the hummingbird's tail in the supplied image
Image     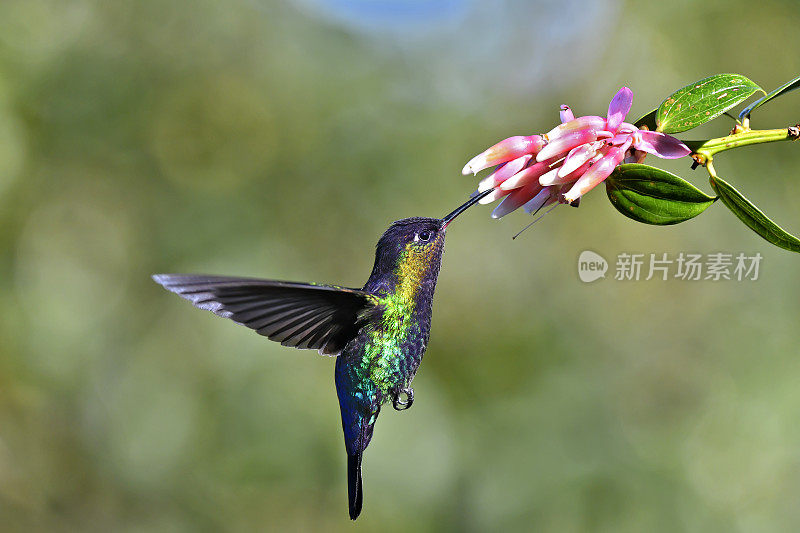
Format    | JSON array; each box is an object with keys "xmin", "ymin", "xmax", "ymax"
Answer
[{"xmin": 347, "ymin": 452, "xmax": 363, "ymax": 520}]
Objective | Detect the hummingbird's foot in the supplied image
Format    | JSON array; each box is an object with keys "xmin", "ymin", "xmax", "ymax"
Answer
[{"xmin": 391, "ymin": 387, "xmax": 414, "ymax": 411}]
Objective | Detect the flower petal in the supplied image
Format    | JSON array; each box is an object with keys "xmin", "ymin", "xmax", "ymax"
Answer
[
  {"xmin": 477, "ymin": 155, "xmax": 532, "ymax": 192},
  {"xmin": 536, "ymin": 129, "xmax": 598, "ymax": 162},
  {"xmin": 539, "ymin": 166, "xmax": 570, "ymax": 186},
  {"xmin": 545, "ymin": 116, "xmax": 605, "ymax": 142},
  {"xmin": 563, "ymin": 141, "xmax": 630, "ymax": 203},
  {"xmin": 462, "ymin": 135, "xmax": 545, "ymax": 175},
  {"xmin": 543, "ymin": 155, "xmax": 600, "ymax": 186},
  {"xmin": 498, "ymin": 160, "xmax": 553, "ymax": 190},
  {"xmin": 606, "ymin": 87, "xmax": 633, "ymax": 132},
  {"xmin": 558, "ymin": 141, "xmax": 602, "ymax": 177},
  {"xmin": 559, "ymin": 105, "xmax": 574, "ymax": 123},
  {"xmin": 607, "ymin": 133, "xmax": 633, "ymax": 146},
  {"xmin": 492, "ymin": 182, "xmax": 544, "ymax": 218},
  {"xmin": 478, "ymin": 187, "xmax": 512, "ymax": 204},
  {"xmin": 633, "ymin": 130, "xmax": 691, "ymax": 159},
  {"xmin": 522, "ymin": 187, "xmax": 556, "ymax": 213}
]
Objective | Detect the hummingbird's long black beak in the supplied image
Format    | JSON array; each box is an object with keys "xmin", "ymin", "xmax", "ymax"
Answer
[{"xmin": 441, "ymin": 189, "xmax": 494, "ymax": 229}]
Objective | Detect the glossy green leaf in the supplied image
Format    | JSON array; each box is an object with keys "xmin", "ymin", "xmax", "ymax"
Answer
[
  {"xmin": 605, "ymin": 164, "xmax": 716, "ymax": 225},
  {"xmin": 656, "ymin": 74, "xmax": 762, "ymax": 133},
  {"xmin": 633, "ymin": 109, "xmax": 657, "ymax": 130},
  {"xmin": 738, "ymin": 74, "xmax": 800, "ymax": 120},
  {"xmin": 709, "ymin": 175, "xmax": 800, "ymax": 252}
]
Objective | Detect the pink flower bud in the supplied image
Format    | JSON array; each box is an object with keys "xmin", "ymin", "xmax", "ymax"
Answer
[
  {"xmin": 606, "ymin": 87, "xmax": 633, "ymax": 132},
  {"xmin": 558, "ymin": 141, "xmax": 604, "ymax": 177},
  {"xmin": 521, "ymin": 186, "xmax": 557, "ymax": 213},
  {"xmin": 492, "ymin": 181, "xmax": 544, "ymax": 219},
  {"xmin": 478, "ymin": 187, "xmax": 512, "ymax": 205},
  {"xmin": 498, "ymin": 159, "xmax": 554, "ymax": 191},
  {"xmin": 563, "ymin": 140, "xmax": 631, "ymax": 203},
  {"xmin": 545, "ymin": 116, "xmax": 605, "ymax": 142},
  {"xmin": 536, "ymin": 128, "xmax": 598, "ymax": 162},
  {"xmin": 462, "ymin": 135, "xmax": 545, "ymax": 175},
  {"xmin": 477, "ymin": 155, "xmax": 532, "ymax": 192},
  {"xmin": 538, "ymin": 166, "xmax": 564, "ymax": 187}
]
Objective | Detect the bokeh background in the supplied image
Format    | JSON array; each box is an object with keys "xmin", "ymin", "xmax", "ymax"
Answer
[{"xmin": 1, "ymin": 0, "xmax": 799, "ymax": 531}]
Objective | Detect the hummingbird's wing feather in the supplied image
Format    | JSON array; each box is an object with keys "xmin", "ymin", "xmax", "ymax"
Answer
[{"xmin": 152, "ymin": 274, "xmax": 380, "ymax": 355}]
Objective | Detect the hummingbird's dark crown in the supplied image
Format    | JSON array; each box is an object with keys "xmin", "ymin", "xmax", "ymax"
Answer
[{"xmin": 364, "ymin": 217, "xmax": 445, "ymax": 295}]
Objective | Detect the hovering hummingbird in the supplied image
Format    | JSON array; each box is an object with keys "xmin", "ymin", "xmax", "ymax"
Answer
[{"xmin": 152, "ymin": 191, "xmax": 490, "ymax": 520}]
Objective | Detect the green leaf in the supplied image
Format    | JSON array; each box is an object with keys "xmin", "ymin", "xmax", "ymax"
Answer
[
  {"xmin": 633, "ymin": 108, "xmax": 657, "ymax": 130},
  {"xmin": 656, "ymin": 74, "xmax": 762, "ymax": 133},
  {"xmin": 605, "ymin": 164, "xmax": 716, "ymax": 225},
  {"xmin": 738, "ymin": 74, "xmax": 800, "ymax": 120},
  {"xmin": 709, "ymin": 174, "xmax": 800, "ymax": 253}
]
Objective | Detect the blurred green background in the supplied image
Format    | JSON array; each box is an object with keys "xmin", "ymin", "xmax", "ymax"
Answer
[{"xmin": 1, "ymin": 0, "xmax": 800, "ymax": 531}]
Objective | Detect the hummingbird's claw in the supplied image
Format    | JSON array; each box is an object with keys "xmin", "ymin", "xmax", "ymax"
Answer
[{"xmin": 391, "ymin": 387, "xmax": 414, "ymax": 411}]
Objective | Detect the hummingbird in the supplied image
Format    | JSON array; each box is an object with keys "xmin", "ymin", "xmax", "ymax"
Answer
[{"xmin": 152, "ymin": 191, "xmax": 490, "ymax": 520}]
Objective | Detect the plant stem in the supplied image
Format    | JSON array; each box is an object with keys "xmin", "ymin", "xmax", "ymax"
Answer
[
  {"xmin": 705, "ymin": 159, "xmax": 718, "ymax": 181},
  {"xmin": 684, "ymin": 127, "xmax": 797, "ymax": 160}
]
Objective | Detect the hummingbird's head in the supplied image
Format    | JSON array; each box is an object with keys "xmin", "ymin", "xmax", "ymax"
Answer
[
  {"xmin": 366, "ymin": 217, "xmax": 446, "ymax": 293},
  {"xmin": 365, "ymin": 193, "xmax": 488, "ymax": 293},
  {"xmin": 374, "ymin": 216, "xmax": 445, "ymax": 264}
]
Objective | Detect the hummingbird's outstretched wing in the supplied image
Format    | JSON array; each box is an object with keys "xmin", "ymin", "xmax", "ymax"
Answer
[{"xmin": 152, "ymin": 274, "xmax": 380, "ymax": 355}]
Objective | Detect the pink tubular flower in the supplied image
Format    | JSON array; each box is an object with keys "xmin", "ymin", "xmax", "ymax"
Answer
[
  {"xmin": 461, "ymin": 135, "xmax": 545, "ymax": 176},
  {"xmin": 462, "ymin": 87, "xmax": 691, "ymax": 217}
]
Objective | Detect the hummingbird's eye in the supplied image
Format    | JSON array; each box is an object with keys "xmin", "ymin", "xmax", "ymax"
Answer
[{"xmin": 416, "ymin": 230, "xmax": 433, "ymax": 242}]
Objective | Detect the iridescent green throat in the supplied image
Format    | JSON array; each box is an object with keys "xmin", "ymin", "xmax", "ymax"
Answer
[{"xmin": 364, "ymin": 247, "xmax": 431, "ymax": 392}]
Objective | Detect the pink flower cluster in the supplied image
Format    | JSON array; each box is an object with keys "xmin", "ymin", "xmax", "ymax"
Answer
[{"xmin": 461, "ymin": 87, "xmax": 691, "ymax": 218}]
